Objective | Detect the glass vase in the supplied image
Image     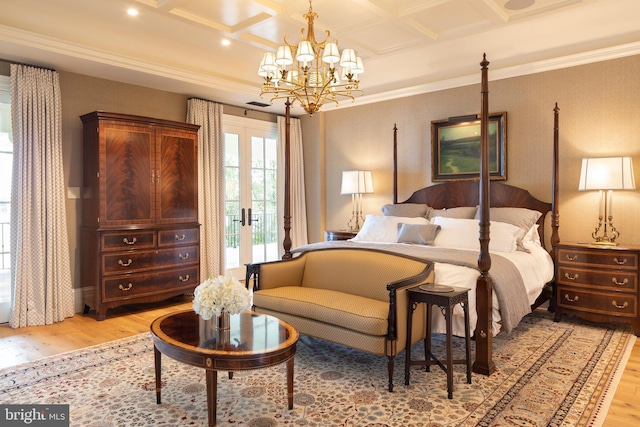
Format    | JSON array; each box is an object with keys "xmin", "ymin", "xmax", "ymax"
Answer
[{"xmin": 215, "ymin": 309, "xmax": 230, "ymax": 331}]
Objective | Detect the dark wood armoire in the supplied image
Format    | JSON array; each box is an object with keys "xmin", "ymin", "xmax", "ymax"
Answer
[{"xmin": 79, "ymin": 111, "xmax": 200, "ymax": 320}]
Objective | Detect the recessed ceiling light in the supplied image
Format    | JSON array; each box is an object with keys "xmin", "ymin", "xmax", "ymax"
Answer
[
  {"xmin": 127, "ymin": 8, "xmax": 139, "ymax": 17},
  {"xmin": 221, "ymin": 39, "xmax": 231, "ymax": 46}
]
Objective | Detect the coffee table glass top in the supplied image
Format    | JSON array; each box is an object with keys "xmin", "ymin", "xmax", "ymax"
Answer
[{"xmin": 152, "ymin": 310, "xmax": 297, "ymax": 354}]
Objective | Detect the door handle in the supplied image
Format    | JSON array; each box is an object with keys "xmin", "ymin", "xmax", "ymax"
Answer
[{"xmin": 233, "ymin": 208, "xmax": 246, "ymax": 226}]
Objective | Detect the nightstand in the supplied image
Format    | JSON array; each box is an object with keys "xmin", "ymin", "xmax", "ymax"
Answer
[
  {"xmin": 554, "ymin": 242, "xmax": 640, "ymax": 335},
  {"xmin": 324, "ymin": 230, "xmax": 358, "ymax": 241}
]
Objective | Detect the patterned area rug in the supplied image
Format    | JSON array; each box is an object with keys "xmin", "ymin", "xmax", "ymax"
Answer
[{"xmin": 0, "ymin": 310, "xmax": 634, "ymax": 427}]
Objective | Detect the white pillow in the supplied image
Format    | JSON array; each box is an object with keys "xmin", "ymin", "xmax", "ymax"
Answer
[
  {"xmin": 351, "ymin": 215, "xmax": 429, "ymax": 243},
  {"xmin": 431, "ymin": 217, "xmax": 524, "ymax": 253}
]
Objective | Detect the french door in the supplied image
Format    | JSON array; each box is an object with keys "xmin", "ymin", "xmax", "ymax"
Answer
[{"xmin": 224, "ymin": 116, "xmax": 278, "ymax": 278}]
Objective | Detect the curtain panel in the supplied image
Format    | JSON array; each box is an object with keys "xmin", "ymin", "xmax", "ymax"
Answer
[
  {"xmin": 186, "ymin": 99, "xmax": 225, "ymax": 278},
  {"xmin": 9, "ymin": 64, "xmax": 74, "ymax": 327}
]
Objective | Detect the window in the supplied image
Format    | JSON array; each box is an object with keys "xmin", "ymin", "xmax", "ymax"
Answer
[{"xmin": 0, "ymin": 75, "xmax": 11, "ymax": 321}]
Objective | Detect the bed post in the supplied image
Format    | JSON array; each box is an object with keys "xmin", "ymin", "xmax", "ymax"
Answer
[
  {"xmin": 393, "ymin": 124, "xmax": 398, "ymax": 204},
  {"xmin": 473, "ymin": 54, "xmax": 496, "ymax": 376},
  {"xmin": 551, "ymin": 103, "xmax": 560, "ymax": 253},
  {"xmin": 282, "ymin": 98, "xmax": 293, "ymax": 259}
]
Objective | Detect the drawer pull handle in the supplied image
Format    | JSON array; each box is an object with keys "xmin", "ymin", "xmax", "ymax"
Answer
[
  {"xmin": 178, "ymin": 253, "xmax": 189, "ymax": 260},
  {"xmin": 123, "ymin": 237, "xmax": 137, "ymax": 245},
  {"xmin": 175, "ymin": 234, "xmax": 186, "ymax": 241},
  {"xmin": 613, "ymin": 257, "xmax": 627, "ymax": 265},
  {"xmin": 564, "ymin": 272, "xmax": 579, "ymax": 281},
  {"xmin": 179, "ymin": 274, "xmax": 190, "ymax": 282},
  {"xmin": 612, "ymin": 277, "xmax": 629, "ymax": 286},
  {"xmin": 612, "ymin": 300, "xmax": 628, "ymax": 310},
  {"xmin": 118, "ymin": 259, "xmax": 132, "ymax": 267},
  {"xmin": 118, "ymin": 283, "xmax": 133, "ymax": 291},
  {"xmin": 564, "ymin": 294, "xmax": 579, "ymax": 303},
  {"xmin": 565, "ymin": 254, "xmax": 578, "ymax": 261}
]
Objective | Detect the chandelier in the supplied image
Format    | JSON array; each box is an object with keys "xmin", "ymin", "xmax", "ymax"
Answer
[{"xmin": 258, "ymin": 0, "xmax": 364, "ymax": 116}]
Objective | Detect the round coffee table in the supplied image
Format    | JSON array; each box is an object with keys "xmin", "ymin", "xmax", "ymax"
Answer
[{"xmin": 150, "ymin": 309, "xmax": 299, "ymax": 427}]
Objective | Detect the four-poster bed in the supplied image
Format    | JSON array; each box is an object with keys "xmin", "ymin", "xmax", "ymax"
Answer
[{"xmin": 280, "ymin": 54, "xmax": 560, "ymax": 375}]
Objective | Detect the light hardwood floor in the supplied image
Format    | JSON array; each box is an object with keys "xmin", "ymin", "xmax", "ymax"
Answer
[{"xmin": 0, "ymin": 298, "xmax": 638, "ymax": 426}]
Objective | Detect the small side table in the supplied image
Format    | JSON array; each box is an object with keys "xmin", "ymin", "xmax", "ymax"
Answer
[
  {"xmin": 405, "ymin": 285, "xmax": 472, "ymax": 399},
  {"xmin": 324, "ymin": 230, "xmax": 358, "ymax": 241}
]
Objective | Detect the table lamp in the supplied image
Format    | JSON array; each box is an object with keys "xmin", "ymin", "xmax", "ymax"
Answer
[
  {"xmin": 341, "ymin": 170, "xmax": 374, "ymax": 232},
  {"xmin": 578, "ymin": 156, "xmax": 635, "ymax": 245}
]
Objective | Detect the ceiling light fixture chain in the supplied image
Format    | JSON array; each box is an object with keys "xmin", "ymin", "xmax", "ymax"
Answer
[{"xmin": 258, "ymin": 0, "xmax": 363, "ymax": 116}]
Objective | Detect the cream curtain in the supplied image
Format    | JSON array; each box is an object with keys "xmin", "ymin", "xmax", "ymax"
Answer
[
  {"xmin": 277, "ymin": 116, "xmax": 308, "ymax": 252},
  {"xmin": 9, "ymin": 64, "xmax": 75, "ymax": 327},
  {"xmin": 186, "ymin": 99, "xmax": 225, "ymax": 278}
]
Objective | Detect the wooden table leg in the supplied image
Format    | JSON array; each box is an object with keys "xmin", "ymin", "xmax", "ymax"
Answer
[
  {"xmin": 445, "ymin": 304, "xmax": 453, "ymax": 399},
  {"xmin": 405, "ymin": 301, "xmax": 415, "ymax": 385},
  {"xmin": 205, "ymin": 369, "xmax": 217, "ymax": 427},
  {"xmin": 287, "ymin": 357, "xmax": 294, "ymax": 409},
  {"xmin": 425, "ymin": 304, "xmax": 432, "ymax": 372},
  {"xmin": 154, "ymin": 345, "xmax": 162, "ymax": 404},
  {"xmin": 463, "ymin": 301, "xmax": 472, "ymax": 384}
]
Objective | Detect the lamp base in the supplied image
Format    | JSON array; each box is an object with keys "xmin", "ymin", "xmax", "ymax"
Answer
[{"xmin": 591, "ymin": 240, "xmax": 617, "ymax": 246}]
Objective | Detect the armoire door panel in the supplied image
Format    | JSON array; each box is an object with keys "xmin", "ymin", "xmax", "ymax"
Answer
[
  {"xmin": 103, "ymin": 126, "xmax": 154, "ymax": 225},
  {"xmin": 156, "ymin": 129, "xmax": 198, "ymax": 224}
]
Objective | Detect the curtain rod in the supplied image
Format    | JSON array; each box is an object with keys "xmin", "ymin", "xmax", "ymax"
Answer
[{"xmin": 10, "ymin": 61, "xmax": 56, "ymax": 72}]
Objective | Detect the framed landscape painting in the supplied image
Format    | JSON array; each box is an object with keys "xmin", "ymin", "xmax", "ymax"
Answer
[{"xmin": 431, "ymin": 112, "xmax": 507, "ymax": 182}]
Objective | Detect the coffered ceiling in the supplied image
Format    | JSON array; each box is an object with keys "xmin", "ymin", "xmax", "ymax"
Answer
[{"xmin": 0, "ymin": 0, "xmax": 639, "ymax": 116}]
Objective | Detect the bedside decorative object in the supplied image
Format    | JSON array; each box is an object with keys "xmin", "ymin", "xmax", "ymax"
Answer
[
  {"xmin": 324, "ymin": 230, "xmax": 358, "ymax": 241},
  {"xmin": 578, "ymin": 156, "xmax": 636, "ymax": 245},
  {"xmin": 554, "ymin": 242, "xmax": 640, "ymax": 335},
  {"xmin": 192, "ymin": 275, "xmax": 251, "ymax": 329},
  {"xmin": 340, "ymin": 170, "xmax": 374, "ymax": 232}
]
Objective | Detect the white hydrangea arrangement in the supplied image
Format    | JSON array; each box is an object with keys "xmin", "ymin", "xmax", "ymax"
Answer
[{"xmin": 192, "ymin": 275, "xmax": 251, "ymax": 320}]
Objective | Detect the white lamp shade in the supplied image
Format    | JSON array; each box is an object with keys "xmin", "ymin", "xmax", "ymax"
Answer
[
  {"xmin": 339, "ymin": 48, "xmax": 357, "ymax": 68},
  {"xmin": 341, "ymin": 170, "xmax": 374, "ymax": 195},
  {"xmin": 260, "ymin": 52, "xmax": 277, "ymax": 72},
  {"xmin": 275, "ymin": 45, "xmax": 293, "ymax": 66},
  {"xmin": 296, "ymin": 41, "xmax": 314, "ymax": 63},
  {"xmin": 322, "ymin": 42, "xmax": 340, "ymax": 65},
  {"xmin": 578, "ymin": 157, "xmax": 636, "ymax": 190}
]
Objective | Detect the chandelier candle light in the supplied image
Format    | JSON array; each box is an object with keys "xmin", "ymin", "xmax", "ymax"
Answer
[
  {"xmin": 258, "ymin": 0, "xmax": 364, "ymax": 116},
  {"xmin": 341, "ymin": 170, "xmax": 374, "ymax": 232},
  {"xmin": 578, "ymin": 156, "xmax": 636, "ymax": 245}
]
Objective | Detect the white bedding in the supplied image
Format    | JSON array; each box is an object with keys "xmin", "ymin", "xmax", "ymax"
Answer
[{"xmin": 427, "ymin": 240, "xmax": 554, "ymax": 337}]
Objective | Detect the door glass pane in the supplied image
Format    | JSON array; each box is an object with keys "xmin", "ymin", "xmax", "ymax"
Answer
[
  {"xmin": 223, "ymin": 118, "xmax": 277, "ymax": 277},
  {"xmin": 224, "ymin": 133, "xmax": 241, "ymax": 271}
]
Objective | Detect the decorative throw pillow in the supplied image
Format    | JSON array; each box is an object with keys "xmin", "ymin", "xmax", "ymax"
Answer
[
  {"xmin": 381, "ymin": 203, "xmax": 429, "ymax": 218},
  {"xmin": 427, "ymin": 206, "xmax": 477, "ymax": 220},
  {"xmin": 432, "ymin": 217, "xmax": 524, "ymax": 253},
  {"xmin": 475, "ymin": 207, "xmax": 542, "ymax": 252},
  {"xmin": 351, "ymin": 215, "xmax": 429, "ymax": 243},
  {"xmin": 396, "ymin": 223, "xmax": 441, "ymax": 245}
]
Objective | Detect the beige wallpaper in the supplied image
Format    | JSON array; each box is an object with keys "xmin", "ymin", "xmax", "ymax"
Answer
[{"xmin": 302, "ymin": 55, "xmax": 640, "ymax": 247}]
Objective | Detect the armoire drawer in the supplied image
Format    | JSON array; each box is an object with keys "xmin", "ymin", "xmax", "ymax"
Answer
[
  {"xmin": 101, "ymin": 230, "xmax": 156, "ymax": 251},
  {"xmin": 102, "ymin": 245, "xmax": 199, "ymax": 274},
  {"xmin": 102, "ymin": 266, "xmax": 199, "ymax": 301},
  {"xmin": 158, "ymin": 227, "xmax": 200, "ymax": 247}
]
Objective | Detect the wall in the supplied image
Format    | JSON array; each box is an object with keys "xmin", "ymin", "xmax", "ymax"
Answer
[{"xmin": 302, "ymin": 55, "xmax": 640, "ymax": 247}]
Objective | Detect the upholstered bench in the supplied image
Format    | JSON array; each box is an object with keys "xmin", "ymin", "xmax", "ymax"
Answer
[{"xmin": 245, "ymin": 247, "xmax": 434, "ymax": 391}]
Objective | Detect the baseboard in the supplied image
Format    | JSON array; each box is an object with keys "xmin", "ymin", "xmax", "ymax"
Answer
[{"xmin": 75, "ymin": 286, "xmax": 92, "ymax": 313}]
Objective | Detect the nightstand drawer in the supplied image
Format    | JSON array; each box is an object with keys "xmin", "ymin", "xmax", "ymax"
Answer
[
  {"xmin": 557, "ymin": 248, "xmax": 638, "ymax": 270},
  {"xmin": 557, "ymin": 266, "xmax": 637, "ymax": 292},
  {"xmin": 557, "ymin": 285, "xmax": 637, "ymax": 318}
]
